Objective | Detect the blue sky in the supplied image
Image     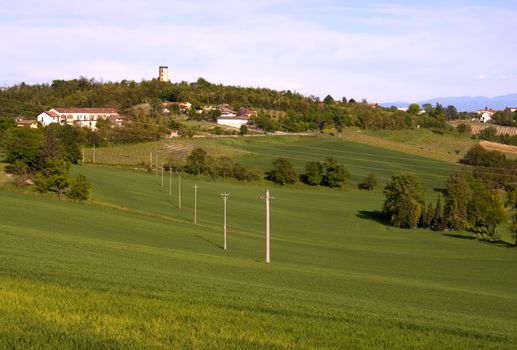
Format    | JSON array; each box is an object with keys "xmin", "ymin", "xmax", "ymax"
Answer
[{"xmin": 0, "ymin": 0, "xmax": 516, "ymax": 102}]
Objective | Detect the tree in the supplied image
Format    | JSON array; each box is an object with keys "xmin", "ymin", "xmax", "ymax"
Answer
[
  {"xmin": 423, "ymin": 202, "xmax": 434, "ymax": 228},
  {"xmin": 510, "ymin": 213, "xmax": 517, "ymax": 245},
  {"xmin": 323, "ymin": 95, "xmax": 335, "ymax": 105},
  {"xmin": 266, "ymin": 158, "xmax": 297, "ymax": 185},
  {"xmin": 239, "ymin": 124, "xmax": 249, "ymax": 136},
  {"xmin": 408, "ymin": 103, "xmax": 421, "ymax": 115},
  {"xmin": 185, "ymin": 148, "xmax": 210, "ymax": 175},
  {"xmin": 0, "ymin": 116, "xmax": 16, "ymax": 135},
  {"xmin": 505, "ymin": 184, "xmax": 517, "ymax": 208},
  {"xmin": 456, "ymin": 123, "xmax": 472, "ymax": 135},
  {"xmin": 321, "ymin": 157, "xmax": 350, "ymax": 188},
  {"xmin": 4, "ymin": 128, "xmax": 43, "ymax": 170},
  {"xmin": 67, "ymin": 174, "xmax": 91, "ymax": 201},
  {"xmin": 444, "ymin": 171, "xmax": 472, "ymax": 230},
  {"xmin": 434, "ymin": 195, "xmax": 443, "ymax": 229},
  {"xmin": 358, "ymin": 173, "xmax": 378, "ymax": 190},
  {"xmin": 383, "ymin": 173, "xmax": 426, "ymax": 228},
  {"xmin": 467, "ymin": 180, "xmax": 505, "ymax": 239},
  {"xmin": 302, "ymin": 161, "xmax": 323, "ymax": 186},
  {"xmin": 445, "ymin": 105, "xmax": 458, "ymax": 120},
  {"xmin": 35, "ymin": 157, "xmax": 70, "ymax": 197},
  {"xmin": 478, "ymin": 127, "xmax": 498, "ymax": 141}
]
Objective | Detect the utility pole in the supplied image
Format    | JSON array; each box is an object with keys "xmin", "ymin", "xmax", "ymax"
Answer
[
  {"xmin": 178, "ymin": 175, "xmax": 182, "ymax": 209},
  {"xmin": 169, "ymin": 166, "xmax": 172, "ymax": 197},
  {"xmin": 221, "ymin": 193, "xmax": 230, "ymax": 250},
  {"xmin": 193, "ymin": 184, "xmax": 199, "ymax": 224},
  {"xmin": 259, "ymin": 190, "xmax": 273, "ymax": 263}
]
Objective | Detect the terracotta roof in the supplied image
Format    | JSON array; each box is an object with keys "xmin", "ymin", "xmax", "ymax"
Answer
[
  {"xmin": 52, "ymin": 108, "xmax": 118, "ymax": 114},
  {"xmin": 47, "ymin": 110, "xmax": 60, "ymax": 118}
]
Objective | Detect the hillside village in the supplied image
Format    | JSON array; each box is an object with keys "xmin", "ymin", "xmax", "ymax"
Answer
[{"xmin": 9, "ymin": 67, "xmax": 517, "ymax": 140}]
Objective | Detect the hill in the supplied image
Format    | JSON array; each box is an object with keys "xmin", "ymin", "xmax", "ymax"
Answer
[
  {"xmin": 1, "ymin": 138, "xmax": 517, "ymax": 348},
  {"xmin": 382, "ymin": 93, "xmax": 517, "ymax": 112}
]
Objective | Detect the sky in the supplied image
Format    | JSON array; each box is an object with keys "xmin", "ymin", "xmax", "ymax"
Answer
[{"xmin": 0, "ymin": 0, "xmax": 516, "ymax": 103}]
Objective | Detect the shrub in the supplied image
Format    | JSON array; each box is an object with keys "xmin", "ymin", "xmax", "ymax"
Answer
[{"xmin": 67, "ymin": 174, "xmax": 91, "ymax": 201}]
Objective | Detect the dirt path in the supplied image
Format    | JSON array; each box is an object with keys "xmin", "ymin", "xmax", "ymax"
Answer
[{"xmin": 480, "ymin": 140, "xmax": 517, "ymax": 155}]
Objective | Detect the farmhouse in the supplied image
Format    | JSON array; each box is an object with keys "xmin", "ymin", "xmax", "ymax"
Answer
[
  {"xmin": 36, "ymin": 108, "xmax": 126, "ymax": 130},
  {"xmin": 476, "ymin": 108, "xmax": 496, "ymax": 123}
]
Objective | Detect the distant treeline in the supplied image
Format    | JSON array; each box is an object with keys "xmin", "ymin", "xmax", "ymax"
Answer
[{"xmin": 1, "ymin": 77, "xmax": 460, "ymax": 133}]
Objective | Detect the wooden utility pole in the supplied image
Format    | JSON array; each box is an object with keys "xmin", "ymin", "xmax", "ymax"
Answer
[
  {"xmin": 259, "ymin": 190, "xmax": 273, "ymax": 263},
  {"xmin": 193, "ymin": 184, "xmax": 199, "ymax": 224},
  {"xmin": 178, "ymin": 175, "xmax": 182, "ymax": 209},
  {"xmin": 221, "ymin": 193, "xmax": 230, "ymax": 250}
]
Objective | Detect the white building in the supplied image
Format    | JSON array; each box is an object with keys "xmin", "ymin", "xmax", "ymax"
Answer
[
  {"xmin": 476, "ymin": 108, "xmax": 496, "ymax": 123},
  {"xmin": 217, "ymin": 116, "xmax": 249, "ymax": 128},
  {"xmin": 37, "ymin": 108, "xmax": 125, "ymax": 130}
]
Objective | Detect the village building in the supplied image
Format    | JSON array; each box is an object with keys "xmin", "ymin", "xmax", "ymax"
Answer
[
  {"xmin": 476, "ymin": 108, "xmax": 497, "ymax": 123},
  {"xmin": 16, "ymin": 118, "xmax": 38, "ymax": 128},
  {"xmin": 36, "ymin": 108, "xmax": 126, "ymax": 130},
  {"xmin": 217, "ymin": 116, "xmax": 249, "ymax": 128}
]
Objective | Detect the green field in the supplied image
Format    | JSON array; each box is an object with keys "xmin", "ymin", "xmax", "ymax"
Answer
[{"xmin": 1, "ymin": 138, "xmax": 516, "ymax": 349}]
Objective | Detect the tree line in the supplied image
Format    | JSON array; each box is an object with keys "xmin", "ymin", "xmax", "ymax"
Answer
[
  {"xmin": 383, "ymin": 145, "xmax": 517, "ymax": 245},
  {"xmin": 0, "ymin": 77, "xmax": 462, "ymax": 136}
]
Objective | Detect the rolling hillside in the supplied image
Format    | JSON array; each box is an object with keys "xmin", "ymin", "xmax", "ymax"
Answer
[{"xmin": 0, "ymin": 139, "xmax": 516, "ymax": 349}]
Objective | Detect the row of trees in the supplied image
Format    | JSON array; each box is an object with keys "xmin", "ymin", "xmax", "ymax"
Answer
[
  {"xmin": 266, "ymin": 157, "xmax": 351, "ymax": 188},
  {"xmin": 181, "ymin": 149, "xmax": 365, "ymax": 189}
]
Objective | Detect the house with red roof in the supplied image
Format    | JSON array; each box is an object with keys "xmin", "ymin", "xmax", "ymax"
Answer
[{"xmin": 37, "ymin": 108, "xmax": 126, "ymax": 130}]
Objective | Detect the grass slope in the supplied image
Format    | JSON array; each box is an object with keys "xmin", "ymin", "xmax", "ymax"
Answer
[
  {"xmin": 1, "ymin": 160, "xmax": 516, "ymax": 348},
  {"xmin": 218, "ymin": 136, "xmax": 458, "ymax": 191}
]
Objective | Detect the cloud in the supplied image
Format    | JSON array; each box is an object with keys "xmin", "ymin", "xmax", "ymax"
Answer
[
  {"xmin": 476, "ymin": 75, "xmax": 487, "ymax": 80},
  {"xmin": 0, "ymin": 1, "xmax": 516, "ymax": 101}
]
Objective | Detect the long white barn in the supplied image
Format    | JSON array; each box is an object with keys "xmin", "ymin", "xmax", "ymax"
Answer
[{"xmin": 37, "ymin": 108, "xmax": 125, "ymax": 130}]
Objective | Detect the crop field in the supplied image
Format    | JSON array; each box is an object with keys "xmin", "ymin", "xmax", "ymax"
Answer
[{"xmin": 1, "ymin": 139, "xmax": 516, "ymax": 349}]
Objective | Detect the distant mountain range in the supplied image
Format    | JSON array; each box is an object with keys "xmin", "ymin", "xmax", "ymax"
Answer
[{"xmin": 380, "ymin": 93, "xmax": 517, "ymax": 112}]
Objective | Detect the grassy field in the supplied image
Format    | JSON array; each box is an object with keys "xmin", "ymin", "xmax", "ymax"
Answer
[
  {"xmin": 217, "ymin": 135, "xmax": 458, "ymax": 191},
  {"xmin": 339, "ymin": 128, "xmax": 478, "ymax": 162},
  {"xmin": 82, "ymin": 128, "xmax": 477, "ymax": 169},
  {"xmin": 1, "ymin": 138, "xmax": 516, "ymax": 349}
]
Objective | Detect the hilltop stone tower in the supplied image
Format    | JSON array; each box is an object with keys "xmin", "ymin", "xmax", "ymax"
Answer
[{"xmin": 159, "ymin": 66, "xmax": 169, "ymax": 82}]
